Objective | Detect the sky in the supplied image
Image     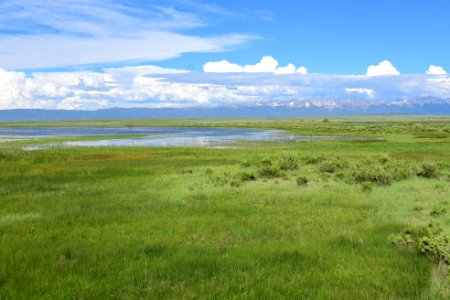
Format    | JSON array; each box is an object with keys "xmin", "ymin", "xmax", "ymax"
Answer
[{"xmin": 0, "ymin": 0, "xmax": 449, "ymax": 110}]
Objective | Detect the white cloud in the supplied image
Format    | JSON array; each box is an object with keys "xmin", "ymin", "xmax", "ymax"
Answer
[
  {"xmin": 296, "ymin": 66, "xmax": 308, "ymax": 75},
  {"xmin": 105, "ymin": 65, "xmax": 190, "ymax": 76},
  {"xmin": 1, "ymin": 64, "xmax": 450, "ymax": 110},
  {"xmin": 203, "ymin": 60, "xmax": 244, "ymax": 73},
  {"xmin": 345, "ymin": 88, "xmax": 375, "ymax": 98},
  {"xmin": 244, "ymin": 56, "xmax": 279, "ymax": 72},
  {"xmin": 366, "ymin": 60, "xmax": 400, "ymax": 76},
  {"xmin": 0, "ymin": 68, "xmax": 25, "ymax": 108},
  {"xmin": 426, "ymin": 65, "xmax": 447, "ymax": 75},
  {"xmin": 0, "ymin": 33, "xmax": 253, "ymax": 70},
  {"xmin": 0, "ymin": 1, "xmax": 254, "ymax": 69},
  {"xmin": 204, "ymin": 56, "xmax": 307, "ymax": 75},
  {"xmin": 275, "ymin": 63, "xmax": 296, "ymax": 74}
]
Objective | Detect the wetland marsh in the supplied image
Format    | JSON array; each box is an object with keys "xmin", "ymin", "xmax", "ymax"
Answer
[{"xmin": 0, "ymin": 116, "xmax": 449, "ymax": 299}]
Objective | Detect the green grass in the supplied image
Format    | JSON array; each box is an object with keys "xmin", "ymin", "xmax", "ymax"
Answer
[{"xmin": 1, "ymin": 117, "xmax": 449, "ymax": 299}]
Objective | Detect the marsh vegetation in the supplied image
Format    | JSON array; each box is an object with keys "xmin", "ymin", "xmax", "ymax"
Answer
[{"xmin": 0, "ymin": 116, "xmax": 449, "ymax": 299}]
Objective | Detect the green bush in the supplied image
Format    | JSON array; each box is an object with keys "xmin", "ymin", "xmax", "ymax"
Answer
[
  {"xmin": 319, "ymin": 162, "xmax": 337, "ymax": 173},
  {"xmin": 258, "ymin": 158, "xmax": 272, "ymax": 168},
  {"xmin": 296, "ymin": 176, "xmax": 308, "ymax": 186},
  {"xmin": 361, "ymin": 182, "xmax": 372, "ymax": 192},
  {"xmin": 257, "ymin": 158, "xmax": 280, "ymax": 178},
  {"xmin": 304, "ymin": 156, "xmax": 324, "ymax": 164},
  {"xmin": 417, "ymin": 161, "xmax": 439, "ymax": 178},
  {"xmin": 258, "ymin": 166, "xmax": 280, "ymax": 178},
  {"xmin": 431, "ymin": 204, "xmax": 447, "ymax": 216},
  {"xmin": 240, "ymin": 160, "xmax": 251, "ymax": 168},
  {"xmin": 239, "ymin": 172, "xmax": 256, "ymax": 182},
  {"xmin": 230, "ymin": 181, "xmax": 240, "ymax": 187},
  {"xmin": 389, "ymin": 223, "xmax": 450, "ymax": 278},
  {"xmin": 353, "ymin": 167, "xmax": 392, "ymax": 185},
  {"xmin": 279, "ymin": 155, "xmax": 298, "ymax": 171}
]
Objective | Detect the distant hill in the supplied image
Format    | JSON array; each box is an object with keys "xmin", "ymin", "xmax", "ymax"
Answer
[{"xmin": 1, "ymin": 100, "xmax": 449, "ymax": 121}]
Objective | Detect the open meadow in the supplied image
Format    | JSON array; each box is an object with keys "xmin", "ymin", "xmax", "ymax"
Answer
[{"xmin": 1, "ymin": 116, "xmax": 449, "ymax": 299}]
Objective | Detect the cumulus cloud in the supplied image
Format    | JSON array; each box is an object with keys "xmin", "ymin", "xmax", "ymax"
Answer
[
  {"xmin": 203, "ymin": 60, "xmax": 244, "ymax": 73},
  {"xmin": 243, "ymin": 56, "xmax": 279, "ymax": 72},
  {"xmin": 275, "ymin": 63, "xmax": 296, "ymax": 74},
  {"xmin": 1, "ymin": 64, "xmax": 450, "ymax": 110},
  {"xmin": 426, "ymin": 65, "xmax": 447, "ymax": 75},
  {"xmin": 204, "ymin": 56, "xmax": 308, "ymax": 75},
  {"xmin": 296, "ymin": 66, "xmax": 308, "ymax": 75},
  {"xmin": 366, "ymin": 60, "xmax": 400, "ymax": 76}
]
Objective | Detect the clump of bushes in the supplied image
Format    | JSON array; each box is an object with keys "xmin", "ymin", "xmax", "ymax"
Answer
[
  {"xmin": 390, "ymin": 165, "xmax": 418, "ymax": 181},
  {"xmin": 279, "ymin": 155, "xmax": 298, "ymax": 171},
  {"xmin": 417, "ymin": 161, "xmax": 439, "ymax": 179},
  {"xmin": 296, "ymin": 176, "xmax": 308, "ymax": 186},
  {"xmin": 353, "ymin": 167, "xmax": 392, "ymax": 185},
  {"xmin": 240, "ymin": 160, "xmax": 251, "ymax": 168},
  {"xmin": 257, "ymin": 158, "xmax": 280, "ymax": 178},
  {"xmin": 230, "ymin": 181, "xmax": 240, "ymax": 187},
  {"xmin": 304, "ymin": 156, "xmax": 324, "ymax": 164},
  {"xmin": 431, "ymin": 204, "xmax": 447, "ymax": 216},
  {"xmin": 319, "ymin": 162, "xmax": 337, "ymax": 173},
  {"xmin": 258, "ymin": 158, "xmax": 272, "ymax": 168},
  {"xmin": 389, "ymin": 223, "xmax": 450, "ymax": 279},
  {"xmin": 258, "ymin": 165, "xmax": 280, "ymax": 178},
  {"xmin": 361, "ymin": 182, "xmax": 372, "ymax": 192},
  {"xmin": 238, "ymin": 172, "xmax": 256, "ymax": 182}
]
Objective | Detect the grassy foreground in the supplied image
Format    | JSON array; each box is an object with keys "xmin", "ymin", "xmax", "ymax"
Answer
[{"xmin": 1, "ymin": 117, "xmax": 450, "ymax": 299}]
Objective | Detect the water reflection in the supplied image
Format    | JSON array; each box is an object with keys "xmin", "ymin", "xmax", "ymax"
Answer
[{"xmin": 0, "ymin": 126, "xmax": 354, "ymax": 150}]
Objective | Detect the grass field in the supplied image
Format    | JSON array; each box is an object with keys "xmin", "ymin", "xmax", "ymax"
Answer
[{"xmin": 1, "ymin": 116, "xmax": 449, "ymax": 299}]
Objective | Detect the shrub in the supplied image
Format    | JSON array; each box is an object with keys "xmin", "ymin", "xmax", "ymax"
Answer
[
  {"xmin": 374, "ymin": 173, "xmax": 391, "ymax": 185},
  {"xmin": 391, "ymin": 165, "xmax": 417, "ymax": 181},
  {"xmin": 361, "ymin": 182, "xmax": 372, "ymax": 192},
  {"xmin": 258, "ymin": 158, "xmax": 272, "ymax": 168},
  {"xmin": 257, "ymin": 158, "xmax": 280, "ymax": 178},
  {"xmin": 296, "ymin": 176, "xmax": 308, "ymax": 186},
  {"xmin": 378, "ymin": 155, "xmax": 389, "ymax": 164},
  {"xmin": 258, "ymin": 166, "xmax": 280, "ymax": 178},
  {"xmin": 319, "ymin": 162, "xmax": 337, "ymax": 173},
  {"xmin": 279, "ymin": 155, "xmax": 298, "ymax": 171},
  {"xmin": 353, "ymin": 167, "xmax": 392, "ymax": 185},
  {"xmin": 389, "ymin": 223, "xmax": 450, "ymax": 272},
  {"xmin": 431, "ymin": 204, "xmax": 447, "ymax": 216},
  {"xmin": 417, "ymin": 161, "xmax": 439, "ymax": 178},
  {"xmin": 240, "ymin": 160, "xmax": 251, "ymax": 168},
  {"xmin": 230, "ymin": 181, "xmax": 240, "ymax": 187},
  {"xmin": 239, "ymin": 172, "xmax": 256, "ymax": 182},
  {"xmin": 305, "ymin": 156, "xmax": 324, "ymax": 164}
]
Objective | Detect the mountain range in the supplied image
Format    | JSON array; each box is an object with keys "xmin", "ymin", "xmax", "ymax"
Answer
[{"xmin": 0, "ymin": 98, "xmax": 449, "ymax": 121}]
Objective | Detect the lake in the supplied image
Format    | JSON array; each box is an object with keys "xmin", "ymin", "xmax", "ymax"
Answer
[{"xmin": 0, "ymin": 127, "xmax": 352, "ymax": 149}]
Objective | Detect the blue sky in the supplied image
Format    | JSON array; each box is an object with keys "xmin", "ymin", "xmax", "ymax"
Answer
[
  {"xmin": 159, "ymin": 0, "xmax": 450, "ymax": 74},
  {"xmin": 0, "ymin": 0, "xmax": 449, "ymax": 109}
]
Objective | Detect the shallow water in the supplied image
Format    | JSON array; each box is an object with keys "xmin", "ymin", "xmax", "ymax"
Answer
[{"xmin": 0, "ymin": 127, "xmax": 352, "ymax": 149}]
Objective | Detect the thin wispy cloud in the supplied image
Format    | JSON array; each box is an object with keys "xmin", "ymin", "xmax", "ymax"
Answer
[{"xmin": 0, "ymin": 0, "xmax": 254, "ymax": 69}]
